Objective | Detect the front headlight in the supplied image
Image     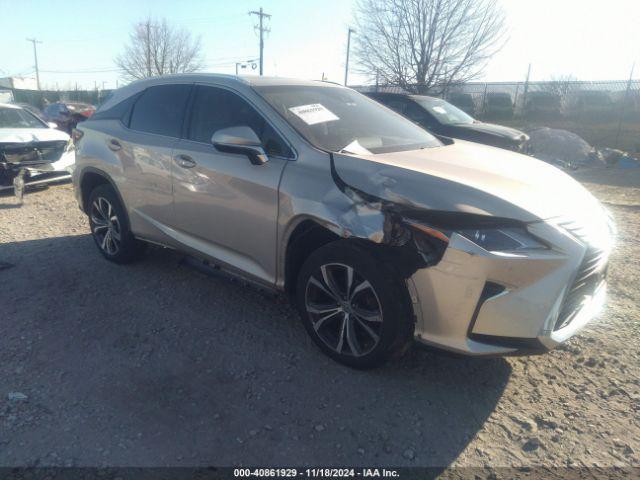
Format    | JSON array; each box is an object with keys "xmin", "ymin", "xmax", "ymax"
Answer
[
  {"xmin": 457, "ymin": 227, "xmax": 547, "ymax": 252},
  {"xmin": 405, "ymin": 218, "xmax": 548, "ymax": 253},
  {"xmin": 65, "ymin": 138, "xmax": 75, "ymax": 153}
]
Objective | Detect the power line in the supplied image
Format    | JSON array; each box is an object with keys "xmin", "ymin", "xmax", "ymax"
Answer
[
  {"xmin": 249, "ymin": 7, "xmax": 271, "ymax": 76},
  {"xmin": 26, "ymin": 38, "xmax": 42, "ymax": 90},
  {"xmin": 39, "ymin": 68, "xmax": 120, "ymax": 73}
]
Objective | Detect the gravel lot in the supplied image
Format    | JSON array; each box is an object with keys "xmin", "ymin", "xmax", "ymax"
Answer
[{"xmin": 0, "ymin": 169, "xmax": 638, "ymax": 470}]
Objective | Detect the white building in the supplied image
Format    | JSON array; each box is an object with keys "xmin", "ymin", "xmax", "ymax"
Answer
[{"xmin": 0, "ymin": 76, "xmax": 38, "ymax": 90}]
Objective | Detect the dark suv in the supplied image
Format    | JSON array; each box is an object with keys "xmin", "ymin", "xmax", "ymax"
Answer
[{"xmin": 366, "ymin": 92, "xmax": 528, "ymax": 152}]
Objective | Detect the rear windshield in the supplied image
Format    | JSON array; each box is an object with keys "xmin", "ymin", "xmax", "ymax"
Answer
[
  {"xmin": 0, "ymin": 107, "xmax": 47, "ymax": 129},
  {"xmin": 254, "ymin": 85, "xmax": 441, "ymax": 154}
]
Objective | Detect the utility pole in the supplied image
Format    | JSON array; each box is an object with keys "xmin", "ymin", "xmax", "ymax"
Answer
[
  {"xmin": 26, "ymin": 38, "xmax": 42, "ymax": 90},
  {"xmin": 615, "ymin": 62, "xmax": 635, "ymax": 145},
  {"xmin": 249, "ymin": 7, "xmax": 271, "ymax": 75},
  {"xmin": 344, "ymin": 28, "xmax": 355, "ymax": 86},
  {"xmin": 523, "ymin": 63, "xmax": 531, "ymax": 97}
]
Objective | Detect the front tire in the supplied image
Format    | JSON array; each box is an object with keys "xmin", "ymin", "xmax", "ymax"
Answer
[
  {"xmin": 296, "ymin": 241, "xmax": 414, "ymax": 369},
  {"xmin": 87, "ymin": 184, "xmax": 144, "ymax": 264}
]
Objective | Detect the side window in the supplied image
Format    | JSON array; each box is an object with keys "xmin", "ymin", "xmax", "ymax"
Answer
[
  {"xmin": 385, "ymin": 99, "xmax": 408, "ymax": 114},
  {"xmin": 91, "ymin": 92, "xmax": 142, "ymax": 123},
  {"xmin": 129, "ymin": 84, "xmax": 191, "ymax": 137},
  {"xmin": 404, "ymin": 101, "xmax": 436, "ymax": 126},
  {"xmin": 187, "ymin": 85, "xmax": 292, "ymax": 158}
]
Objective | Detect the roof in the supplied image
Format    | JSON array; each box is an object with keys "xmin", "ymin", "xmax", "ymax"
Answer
[
  {"xmin": 0, "ymin": 102, "xmax": 21, "ymax": 109},
  {"xmin": 127, "ymin": 73, "xmax": 340, "ymax": 89},
  {"xmin": 99, "ymin": 73, "xmax": 344, "ymax": 112}
]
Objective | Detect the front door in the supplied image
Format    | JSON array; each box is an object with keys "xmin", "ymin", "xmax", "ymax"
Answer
[{"xmin": 171, "ymin": 85, "xmax": 293, "ymax": 285}]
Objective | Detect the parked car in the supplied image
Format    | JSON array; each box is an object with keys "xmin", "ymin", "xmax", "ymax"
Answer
[
  {"xmin": 482, "ymin": 92, "xmax": 514, "ymax": 119},
  {"xmin": 366, "ymin": 92, "xmax": 529, "ymax": 152},
  {"xmin": 73, "ymin": 75, "xmax": 613, "ymax": 368},
  {"xmin": 447, "ymin": 92, "xmax": 476, "ymax": 116},
  {"xmin": 0, "ymin": 103, "xmax": 75, "ymax": 198},
  {"xmin": 43, "ymin": 101, "xmax": 95, "ymax": 133},
  {"xmin": 15, "ymin": 102, "xmax": 46, "ymax": 121},
  {"xmin": 522, "ymin": 91, "xmax": 563, "ymax": 119},
  {"xmin": 567, "ymin": 91, "xmax": 614, "ymax": 118}
]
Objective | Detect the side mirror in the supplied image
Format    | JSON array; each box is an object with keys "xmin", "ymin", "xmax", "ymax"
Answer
[
  {"xmin": 211, "ymin": 126, "xmax": 268, "ymax": 165},
  {"xmin": 47, "ymin": 122, "xmax": 58, "ymax": 129}
]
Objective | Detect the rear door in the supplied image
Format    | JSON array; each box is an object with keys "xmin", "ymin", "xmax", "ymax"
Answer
[
  {"xmin": 118, "ymin": 83, "xmax": 192, "ymax": 241},
  {"xmin": 171, "ymin": 84, "xmax": 293, "ymax": 285}
]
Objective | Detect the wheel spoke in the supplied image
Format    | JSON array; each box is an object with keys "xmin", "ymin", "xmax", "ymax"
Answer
[
  {"xmin": 91, "ymin": 214, "xmax": 108, "ymax": 227},
  {"xmin": 335, "ymin": 314, "xmax": 348, "ymax": 353},
  {"xmin": 307, "ymin": 301, "xmax": 341, "ymax": 315},
  {"xmin": 345, "ymin": 265, "xmax": 354, "ymax": 298},
  {"xmin": 353, "ymin": 316, "xmax": 380, "ymax": 343},
  {"xmin": 92, "ymin": 223, "xmax": 108, "ymax": 233},
  {"xmin": 111, "ymin": 225, "xmax": 121, "ymax": 241},
  {"xmin": 101, "ymin": 229, "xmax": 110, "ymax": 250},
  {"xmin": 349, "ymin": 279, "xmax": 373, "ymax": 301},
  {"xmin": 92, "ymin": 200, "xmax": 107, "ymax": 221},
  {"xmin": 106, "ymin": 234, "xmax": 114, "ymax": 254},
  {"xmin": 100, "ymin": 198, "xmax": 110, "ymax": 219},
  {"xmin": 321, "ymin": 265, "xmax": 344, "ymax": 300},
  {"xmin": 352, "ymin": 306, "xmax": 383, "ymax": 323},
  {"xmin": 313, "ymin": 309, "xmax": 343, "ymax": 332},
  {"xmin": 308, "ymin": 276, "xmax": 339, "ymax": 302},
  {"xmin": 345, "ymin": 316, "xmax": 361, "ymax": 356}
]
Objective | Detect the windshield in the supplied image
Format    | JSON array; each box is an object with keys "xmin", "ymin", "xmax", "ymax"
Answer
[
  {"xmin": 254, "ymin": 85, "xmax": 441, "ymax": 154},
  {"xmin": 0, "ymin": 107, "xmax": 47, "ymax": 129},
  {"xmin": 413, "ymin": 97, "xmax": 474, "ymax": 125}
]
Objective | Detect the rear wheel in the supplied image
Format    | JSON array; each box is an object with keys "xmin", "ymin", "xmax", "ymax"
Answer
[
  {"xmin": 87, "ymin": 184, "xmax": 144, "ymax": 263},
  {"xmin": 296, "ymin": 241, "xmax": 414, "ymax": 368}
]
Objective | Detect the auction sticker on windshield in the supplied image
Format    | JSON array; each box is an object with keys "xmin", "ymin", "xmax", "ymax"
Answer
[{"xmin": 288, "ymin": 104, "xmax": 339, "ymax": 125}]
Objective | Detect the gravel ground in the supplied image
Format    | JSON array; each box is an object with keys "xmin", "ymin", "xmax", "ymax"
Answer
[{"xmin": 0, "ymin": 170, "xmax": 638, "ymax": 470}]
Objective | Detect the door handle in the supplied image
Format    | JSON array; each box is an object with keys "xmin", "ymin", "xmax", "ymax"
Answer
[
  {"xmin": 174, "ymin": 154, "xmax": 197, "ymax": 169},
  {"xmin": 107, "ymin": 138, "xmax": 122, "ymax": 152}
]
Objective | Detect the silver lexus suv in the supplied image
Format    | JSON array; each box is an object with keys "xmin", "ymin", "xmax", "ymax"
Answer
[{"xmin": 73, "ymin": 74, "xmax": 614, "ymax": 368}]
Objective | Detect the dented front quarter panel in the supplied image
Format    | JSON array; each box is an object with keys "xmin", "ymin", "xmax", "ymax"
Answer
[{"xmin": 276, "ymin": 144, "xmax": 390, "ymax": 288}]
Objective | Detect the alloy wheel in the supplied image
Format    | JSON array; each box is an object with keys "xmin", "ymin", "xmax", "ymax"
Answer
[
  {"xmin": 304, "ymin": 263, "xmax": 383, "ymax": 357},
  {"xmin": 90, "ymin": 197, "xmax": 122, "ymax": 256}
]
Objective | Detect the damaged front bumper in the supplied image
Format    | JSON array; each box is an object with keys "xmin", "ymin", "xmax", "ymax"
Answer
[
  {"xmin": 1, "ymin": 146, "xmax": 74, "ymax": 191},
  {"xmin": 407, "ymin": 219, "xmax": 610, "ymax": 355}
]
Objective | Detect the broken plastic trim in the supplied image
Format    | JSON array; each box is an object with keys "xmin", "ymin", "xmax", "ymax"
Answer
[
  {"xmin": 328, "ymin": 153, "xmax": 449, "ymax": 275},
  {"xmin": 327, "ymin": 152, "xmax": 538, "ymax": 277},
  {"xmin": 403, "ymin": 220, "xmax": 450, "ymax": 243}
]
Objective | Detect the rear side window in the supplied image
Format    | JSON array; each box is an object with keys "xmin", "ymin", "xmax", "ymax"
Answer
[
  {"xmin": 91, "ymin": 91, "xmax": 142, "ymax": 123},
  {"xmin": 129, "ymin": 84, "xmax": 192, "ymax": 137},
  {"xmin": 187, "ymin": 85, "xmax": 292, "ymax": 158}
]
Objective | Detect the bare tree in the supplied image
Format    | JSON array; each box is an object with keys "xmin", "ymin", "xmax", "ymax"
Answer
[
  {"xmin": 354, "ymin": 0, "xmax": 506, "ymax": 94},
  {"xmin": 541, "ymin": 75, "xmax": 578, "ymax": 97},
  {"xmin": 115, "ymin": 17, "xmax": 204, "ymax": 81}
]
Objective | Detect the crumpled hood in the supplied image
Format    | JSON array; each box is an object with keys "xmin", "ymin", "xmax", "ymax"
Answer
[
  {"xmin": 0, "ymin": 128, "xmax": 69, "ymax": 144},
  {"xmin": 452, "ymin": 122, "xmax": 528, "ymax": 141},
  {"xmin": 333, "ymin": 140, "xmax": 602, "ymax": 223}
]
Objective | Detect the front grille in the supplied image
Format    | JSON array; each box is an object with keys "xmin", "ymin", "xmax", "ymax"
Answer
[
  {"xmin": 555, "ymin": 241, "xmax": 608, "ymax": 331},
  {"xmin": 0, "ymin": 140, "xmax": 67, "ymax": 166}
]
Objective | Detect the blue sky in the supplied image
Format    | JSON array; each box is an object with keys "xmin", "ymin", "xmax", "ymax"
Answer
[{"xmin": 1, "ymin": 0, "xmax": 639, "ymax": 90}]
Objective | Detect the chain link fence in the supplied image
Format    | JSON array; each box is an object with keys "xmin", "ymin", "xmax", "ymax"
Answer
[
  {"xmin": 353, "ymin": 80, "xmax": 640, "ymax": 153},
  {"xmin": 4, "ymin": 88, "xmax": 113, "ymax": 110}
]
